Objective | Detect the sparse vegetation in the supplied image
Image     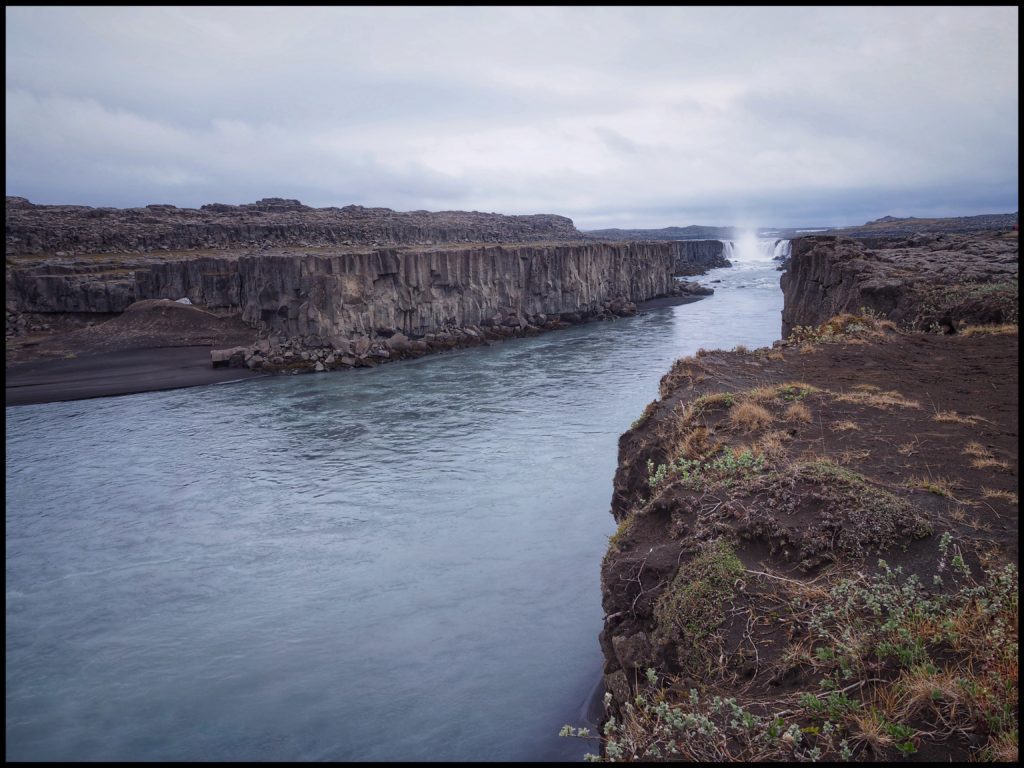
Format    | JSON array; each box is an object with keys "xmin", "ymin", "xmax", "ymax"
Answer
[
  {"xmin": 653, "ymin": 540, "xmax": 744, "ymax": 674},
  {"xmin": 933, "ymin": 410, "xmax": 984, "ymax": 425},
  {"xmin": 568, "ymin": 540, "xmax": 1019, "ymax": 762},
  {"xmin": 832, "ymin": 387, "xmax": 921, "ymax": 410},
  {"xmin": 959, "ymin": 323, "xmax": 1018, "ymax": 337},
  {"xmin": 981, "ymin": 488, "xmax": 1017, "ymax": 504},
  {"xmin": 904, "ymin": 474, "xmax": 960, "ymax": 499},
  {"xmin": 788, "ymin": 312, "xmax": 897, "ymax": 347}
]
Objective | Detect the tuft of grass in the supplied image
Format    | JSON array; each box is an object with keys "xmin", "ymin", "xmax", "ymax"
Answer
[
  {"xmin": 784, "ymin": 402, "xmax": 812, "ymax": 423},
  {"xmin": 755, "ymin": 430, "xmax": 791, "ymax": 461},
  {"xmin": 728, "ymin": 401, "xmax": 775, "ymax": 432},
  {"xmin": 832, "ymin": 388, "xmax": 921, "ymax": 410},
  {"xmin": 832, "ymin": 420, "xmax": 860, "ymax": 431},
  {"xmin": 981, "ymin": 488, "xmax": 1018, "ymax": 504},
  {"xmin": 971, "ymin": 456, "xmax": 1013, "ymax": 473},
  {"xmin": 963, "ymin": 441, "xmax": 992, "ymax": 459},
  {"xmin": 933, "ymin": 410, "xmax": 984, "ymax": 425},
  {"xmin": 677, "ymin": 426, "xmax": 717, "ymax": 461},
  {"xmin": 746, "ymin": 382, "xmax": 819, "ymax": 403},
  {"xmin": 905, "ymin": 475, "xmax": 960, "ymax": 499}
]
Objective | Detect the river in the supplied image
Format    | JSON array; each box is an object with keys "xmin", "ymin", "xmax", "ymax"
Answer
[{"xmin": 5, "ymin": 244, "xmax": 785, "ymax": 761}]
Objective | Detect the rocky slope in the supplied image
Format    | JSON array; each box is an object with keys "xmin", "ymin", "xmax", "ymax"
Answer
[
  {"xmin": 589, "ymin": 316, "xmax": 1018, "ymax": 762},
  {"xmin": 4, "ymin": 196, "xmax": 587, "ymax": 255},
  {"xmin": 781, "ymin": 232, "xmax": 1018, "ymax": 335}
]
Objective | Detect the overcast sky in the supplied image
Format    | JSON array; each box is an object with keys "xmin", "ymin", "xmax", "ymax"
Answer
[{"xmin": 5, "ymin": 6, "xmax": 1019, "ymax": 229}]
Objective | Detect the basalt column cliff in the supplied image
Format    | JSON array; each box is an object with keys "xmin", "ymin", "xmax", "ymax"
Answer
[{"xmin": 5, "ymin": 198, "xmax": 719, "ymax": 370}]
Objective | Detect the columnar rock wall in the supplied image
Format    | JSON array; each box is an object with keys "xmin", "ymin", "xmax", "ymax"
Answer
[
  {"xmin": 8, "ymin": 242, "xmax": 684, "ymax": 339},
  {"xmin": 668, "ymin": 240, "xmax": 731, "ymax": 276},
  {"xmin": 781, "ymin": 234, "xmax": 1018, "ymax": 336}
]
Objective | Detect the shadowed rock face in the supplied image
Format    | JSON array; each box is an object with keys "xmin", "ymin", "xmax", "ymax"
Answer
[
  {"xmin": 4, "ymin": 196, "xmax": 586, "ymax": 255},
  {"xmin": 6, "ymin": 242, "xmax": 692, "ymax": 340},
  {"xmin": 781, "ymin": 233, "xmax": 1018, "ymax": 335}
]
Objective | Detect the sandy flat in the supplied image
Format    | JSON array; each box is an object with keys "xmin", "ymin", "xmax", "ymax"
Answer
[{"xmin": 5, "ymin": 346, "xmax": 264, "ymax": 407}]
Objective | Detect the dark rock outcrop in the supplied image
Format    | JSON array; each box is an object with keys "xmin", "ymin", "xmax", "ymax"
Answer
[{"xmin": 781, "ymin": 233, "xmax": 1018, "ymax": 336}]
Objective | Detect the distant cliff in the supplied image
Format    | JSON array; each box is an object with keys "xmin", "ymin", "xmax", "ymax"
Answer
[
  {"xmin": 828, "ymin": 212, "xmax": 1017, "ymax": 240},
  {"xmin": 585, "ymin": 225, "xmax": 739, "ymax": 241},
  {"xmin": 4, "ymin": 196, "xmax": 587, "ymax": 255}
]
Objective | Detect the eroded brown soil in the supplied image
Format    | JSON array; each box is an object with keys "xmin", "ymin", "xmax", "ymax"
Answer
[
  {"xmin": 598, "ymin": 324, "xmax": 1018, "ymax": 761},
  {"xmin": 6, "ymin": 300, "xmax": 258, "ymax": 365}
]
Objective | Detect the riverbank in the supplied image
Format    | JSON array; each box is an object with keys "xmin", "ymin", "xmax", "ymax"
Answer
[
  {"xmin": 592, "ymin": 318, "xmax": 1018, "ymax": 761},
  {"xmin": 5, "ymin": 290, "xmax": 712, "ymax": 407},
  {"xmin": 4, "ymin": 346, "xmax": 265, "ymax": 407}
]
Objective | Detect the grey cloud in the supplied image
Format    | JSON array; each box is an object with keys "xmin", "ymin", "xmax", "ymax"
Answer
[{"xmin": 5, "ymin": 6, "xmax": 1018, "ymax": 228}]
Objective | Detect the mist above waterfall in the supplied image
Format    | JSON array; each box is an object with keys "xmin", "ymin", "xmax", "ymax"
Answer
[{"xmin": 720, "ymin": 234, "xmax": 791, "ymax": 263}]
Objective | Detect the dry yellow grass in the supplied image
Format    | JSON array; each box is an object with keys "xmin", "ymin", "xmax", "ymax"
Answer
[
  {"xmin": 677, "ymin": 426, "xmax": 716, "ymax": 461},
  {"xmin": 784, "ymin": 402, "xmax": 812, "ymax": 422},
  {"xmin": 755, "ymin": 430, "xmax": 791, "ymax": 461},
  {"xmin": 832, "ymin": 388, "xmax": 921, "ymax": 409},
  {"xmin": 959, "ymin": 323, "xmax": 1018, "ymax": 337},
  {"xmin": 832, "ymin": 420, "xmax": 860, "ymax": 431},
  {"xmin": 963, "ymin": 441, "xmax": 992, "ymax": 458},
  {"xmin": 933, "ymin": 410, "xmax": 983, "ymax": 425},
  {"xmin": 981, "ymin": 487, "xmax": 1017, "ymax": 504},
  {"xmin": 728, "ymin": 401, "xmax": 774, "ymax": 432},
  {"xmin": 971, "ymin": 456, "xmax": 1012, "ymax": 472}
]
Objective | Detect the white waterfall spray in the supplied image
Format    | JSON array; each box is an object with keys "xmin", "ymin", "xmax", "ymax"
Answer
[{"xmin": 718, "ymin": 236, "xmax": 791, "ymax": 263}]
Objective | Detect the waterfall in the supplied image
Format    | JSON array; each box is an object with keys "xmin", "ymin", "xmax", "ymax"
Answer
[
  {"xmin": 719, "ymin": 236, "xmax": 790, "ymax": 263},
  {"xmin": 771, "ymin": 239, "xmax": 792, "ymax": 261}
]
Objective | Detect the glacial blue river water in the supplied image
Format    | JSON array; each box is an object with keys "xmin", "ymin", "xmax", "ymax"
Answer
[{"xmin": 6, "ymin": 249, "xmax": 784, "ymax": 761}]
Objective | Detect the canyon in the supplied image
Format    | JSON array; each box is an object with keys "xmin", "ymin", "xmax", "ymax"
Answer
[{"xmin": 593, "ymin": 227, "xmax": 1018, "ymax": 761}]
